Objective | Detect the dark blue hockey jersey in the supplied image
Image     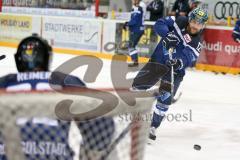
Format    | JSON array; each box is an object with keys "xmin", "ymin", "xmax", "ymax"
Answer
[
  {"xmin": 0, "ymin": 71, "xmax": 115, "ymax": 160},
  {"xmin": 128, "ymin": 5, "xmax": 145, "ymax": 33},
  {"xmin": 233, "ymin": 19, "xmax": 240, "ymax": 41},
  {"xmin": 0, "ymin": 71, "xmax": 85, "ymax": 90},
  {"xmin": 151, "ymin": 16, "xmax": 202, "ymax": 75},
  {"xmin": 0, "ymin": 71, "xmax": 83, "ymax": 160}
]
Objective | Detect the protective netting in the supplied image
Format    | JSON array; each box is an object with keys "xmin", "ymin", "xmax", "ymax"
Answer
[{"xmin": 0, "ymin": 91, "xmax": 154, "ymax": 160}]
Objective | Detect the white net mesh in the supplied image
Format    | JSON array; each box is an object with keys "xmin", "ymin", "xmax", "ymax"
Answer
[{"xmin": 0, "ymin": 90, "xmax": 154, "ymax": 160}]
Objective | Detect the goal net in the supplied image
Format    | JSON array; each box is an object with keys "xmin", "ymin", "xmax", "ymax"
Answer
[{"xmin": 0, "ymin": 89, "xmax": 155, "ymax": 160}]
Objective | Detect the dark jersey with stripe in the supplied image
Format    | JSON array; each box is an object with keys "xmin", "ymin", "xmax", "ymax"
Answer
[
  {"xmin": 0, "ymin": 71, "xmax": 86, "ymax": 90},
  {"xmin": 0, "ymin": 71, "xmax": 85, "ymax": 160},
  {"xmin": 0, "ymin": 71, "xmax": 115, "ymax": 160},
  {"xmin": 128, "ymin": 5, "xmax": 145, "ymax": 33},
  {"xmin": 151, "ymin": 16, "xmax": 202, "ymax": 75}
]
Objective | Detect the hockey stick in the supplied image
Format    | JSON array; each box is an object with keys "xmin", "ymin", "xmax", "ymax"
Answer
[
  {"xmin": 0, "ymin": 55, "xmax": 6, "ymax": 61},
  {"xmin": 172, "ymin": 91, "xmax": 182, "ymax": 104},
  {"xmin": 168, "ymin": 49, "xmax": 183, "ymax": 104},
  {"xmin": 168, "ymin": 48, "xmax": 175, "ymax": 101}
]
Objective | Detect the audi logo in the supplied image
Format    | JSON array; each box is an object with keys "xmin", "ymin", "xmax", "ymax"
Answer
[{"xmin": 214, "ymin": 1, "xmax": 240, "ymax": 20}]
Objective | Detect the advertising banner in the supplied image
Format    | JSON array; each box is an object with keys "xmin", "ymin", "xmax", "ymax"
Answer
[
  {"xmin": 42, "ymin": 17, "xmax": 102, "ymax": 51},
  {"xmin": 102, "ymin": 20, "xmax": 117, "ymax": 53},
  {"xmin": 198, "ymin": 27, "xmax": 240, "ymax": 69},
  {"xmin": 2, "ymin": 7, "xmax": 96, "ymax": 18},
  {"xmin": 199, "ymin": 0, "xmax": 240, "ymax": 21},
  {"xmin": 0, "ymin": 14, "xmax": 41, "ymax": 43}
]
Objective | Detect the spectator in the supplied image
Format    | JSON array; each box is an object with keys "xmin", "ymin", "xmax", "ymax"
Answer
[
  {"xmin": 169, "ymin": 0, "xmax": 190, "ymax": 17},
  {"xmin": 147, "ymin": 0, "xmax": 164, "ymax": 21},
  {"xmin": 189, "ymin": 0, "xmax": 202, "ymax": 12},
  {"xmin": 140, "ymin": 0, "xmax": 147, "ymax": 20}
]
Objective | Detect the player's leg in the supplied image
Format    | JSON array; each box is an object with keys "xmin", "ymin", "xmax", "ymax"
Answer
[
  {"xmin": 132, "ymin": 60, "xmax": 169, "ymax": 90},
  {"xmin": 128, "ymin": 31, "xmax": 144, "ymax": 67},
  {"xmin": 149, "ymin": 73, "xmax": 184, "ymax": 140}
]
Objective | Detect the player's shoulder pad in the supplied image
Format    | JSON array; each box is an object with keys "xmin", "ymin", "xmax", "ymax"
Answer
[
  {"xmin": 0, "ymin": 74, "xmax": 17, "ymax": 88},
  {"xmin": 65, "ymin": 75, "xmax": 86, "ymax": 87},
  {"xmin": 164, "ymin": 16, "xmax": 176, "ymax": 27},
  {"xmin": 49, "ymin": 71, "xmax": 86, "ymax": 87},
  {"xmin": 175, "ymin": 16, "xmax": 188, "ymax": 30},
  {"xmin": 166, "ymin": 16, "xmax": 175, "ymax": 21}
]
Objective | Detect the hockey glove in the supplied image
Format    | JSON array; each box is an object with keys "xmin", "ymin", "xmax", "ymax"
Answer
[
  {"xmin": 123, "ymin": 22, "xmax": 128, "ymax": 30},
  {"xmin": 162, "ymin": 33, "xmax": 180, "ymax": 50},
  {"xmin": 166, "ymin": 59, "xmax": 183, "ymax": 71},
  {"xmin": 232, "ymin": 33, "xmax": 240, "ymax": 43}
]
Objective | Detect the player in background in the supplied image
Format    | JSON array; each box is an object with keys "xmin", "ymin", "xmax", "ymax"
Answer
[
  {"xmin": 147, "ymin": 0, "xmax": 164, "ymax": 22},
  {"xmin": 0, "ymin": 34, "xmax": 115, "ymax": 160},
  {"xmin": 189, "ymin": 0, "xmax": 202, "ymax": 12},
  {"xmin": 232, "ymin": 19, "xmax": 240, "ymax": 43},
  {"xmin": 131, "ymin": 8, "xmax": 208, "ymax": 140},
  {"xmin": 123, "ymin": 0, "xmax": 145, "ymax": 67},
  {"xmin": 169, "ymin": 0, "xmax": 190, "ymax": 17}
]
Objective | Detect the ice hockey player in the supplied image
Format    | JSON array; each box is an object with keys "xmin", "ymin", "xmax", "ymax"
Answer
[
  {"xmin": 0, "ymin": 34, "xmax": 115, "ymax": 159},
  {"xmin": 232, "ymin": 19, "xmax": 240, "ymax": 43},
  {"xmin": 123, "ymin": 0, "xmax": 145, "ymax": 67},
  {"xmin": 147, "ymin": 0, "xmax": 164, "ymax": 22},
  {"xmin": 131, "ymin": 8, "xmax": 208, "ymax": 140}
]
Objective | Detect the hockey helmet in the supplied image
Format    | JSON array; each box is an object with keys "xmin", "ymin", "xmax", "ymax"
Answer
[
  {"xmin": 15, "ymin": 34, "xmax": 52, "ymax": 72},
  {"xmin": 189, "ymin": 7, "xmax": 208, "ymax": 24}
]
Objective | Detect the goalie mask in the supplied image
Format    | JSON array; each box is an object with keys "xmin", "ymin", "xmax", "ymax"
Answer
[{"xmin": 15, "ymin": 34, "xmax": 52, "ymax": 72}]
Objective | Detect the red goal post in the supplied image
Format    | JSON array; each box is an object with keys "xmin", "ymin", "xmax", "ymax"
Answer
[{"xmin": 0, "ymin": 0, "xmax": 2, "ymax": 12}]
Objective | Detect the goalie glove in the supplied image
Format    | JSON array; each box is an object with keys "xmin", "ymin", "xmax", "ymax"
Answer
[
  {"xmin": 162, "ymin": 33, "xmax": 180, "ymax": 50},
  {"xmin": 166, "ymin": 58, "xmax": 183, "ymax": 71}
]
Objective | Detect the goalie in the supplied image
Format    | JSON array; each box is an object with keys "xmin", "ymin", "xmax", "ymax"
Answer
[
  {"xmin": 0, "ymin": 34, "xmax": 115, "ymax": 160},
  {"xmin": 132, "ymin": 8, "xmax": 208, "ymax": 140}
]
